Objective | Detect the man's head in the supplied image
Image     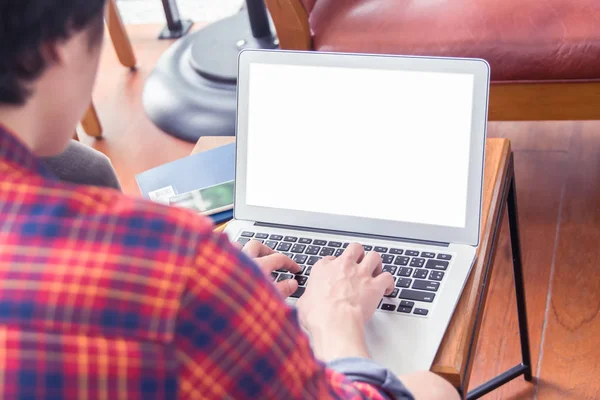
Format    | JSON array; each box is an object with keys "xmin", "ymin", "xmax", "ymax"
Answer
[{"xmin": 0, "ymin": 0, "xmax": 106, "ymax": 156}]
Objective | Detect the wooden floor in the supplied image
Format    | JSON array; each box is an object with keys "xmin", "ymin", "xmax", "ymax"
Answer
[{"xmin": 85, "ymin": 24, "xmax": 600, "ymax": 399}]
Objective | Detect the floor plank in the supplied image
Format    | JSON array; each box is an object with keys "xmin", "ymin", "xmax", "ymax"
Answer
[
  {"xmin": 535, "ymin": 122, "xmax": 600, "ymax": 400},
  {"xmin": 467, "ymin": 149, "xmax": 567, "ymax": 399}
]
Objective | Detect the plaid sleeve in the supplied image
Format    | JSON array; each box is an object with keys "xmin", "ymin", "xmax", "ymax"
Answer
[{"xmin": 174, "ymin": 232, "xmax": 390, "ymax": 400}]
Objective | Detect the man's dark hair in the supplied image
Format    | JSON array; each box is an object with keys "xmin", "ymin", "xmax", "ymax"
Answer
[{"xmin": 0, "ymin": 0, "xmax": 106, "ymax": 105}]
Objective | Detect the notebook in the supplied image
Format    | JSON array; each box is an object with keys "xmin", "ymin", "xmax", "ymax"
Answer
[{"xmin": 136, "ymin": 143, "xmax": 235, "ymax": 224}]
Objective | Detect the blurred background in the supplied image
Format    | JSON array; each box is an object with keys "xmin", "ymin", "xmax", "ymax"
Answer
[{"xmin": 117, "ymin": 0, "xmax": 243, "ymax": 24}]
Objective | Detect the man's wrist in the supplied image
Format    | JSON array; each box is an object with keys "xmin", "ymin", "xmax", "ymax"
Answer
[{"xmin": 307, "ymin": 310, "xmax": 370, "ymax": 362}]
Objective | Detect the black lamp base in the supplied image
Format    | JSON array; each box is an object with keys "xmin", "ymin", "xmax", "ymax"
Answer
[
  {"xmin": 144, "ymin": 3, "xmax": 279, "ymax": 142},
  {"xmin": 189, "ymin": 11, "xmax": 277, "ymax": 82},
  {"xmin": 143, "ymin": 31, "xmax": 238, "ymax": 142}
]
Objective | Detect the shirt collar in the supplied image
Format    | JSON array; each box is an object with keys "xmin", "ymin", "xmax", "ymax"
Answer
[{"xmin": 0, "ymin": 124, "xmax": 57, "ymax": 179}]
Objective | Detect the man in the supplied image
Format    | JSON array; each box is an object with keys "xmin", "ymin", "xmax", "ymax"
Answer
[{"xmin": 0, "ymin": 1, "xmax": 458, "ymax": 398}]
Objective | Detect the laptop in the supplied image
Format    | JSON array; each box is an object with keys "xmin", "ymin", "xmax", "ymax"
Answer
[{"xmin": 224, "ymin": 49, "xmax": 490, "ymax": 376}]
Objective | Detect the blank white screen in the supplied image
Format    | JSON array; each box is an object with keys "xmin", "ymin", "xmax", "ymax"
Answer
[{"xmin": 245, "ymin": 63, "xmax": 474, "ymax": 228}]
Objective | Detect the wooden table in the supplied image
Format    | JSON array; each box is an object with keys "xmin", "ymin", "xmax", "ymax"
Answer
[{"xmin": 192, "ymin": 137, "xmax": 533, "ymax": 399}]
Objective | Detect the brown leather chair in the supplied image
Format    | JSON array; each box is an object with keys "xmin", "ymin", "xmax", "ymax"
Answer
[
  {"xmin": 80, "ymin": 0, "xmax": 136, "ymax": 138},
  {"xmin": 266, "ymin": 0, "xmax": 600, "ymax": 120}
]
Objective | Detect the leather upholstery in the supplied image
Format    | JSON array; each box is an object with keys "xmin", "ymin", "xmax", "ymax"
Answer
[{"xmin": 306, "ymin": 0, "xmax": 600, "ymax": 81}]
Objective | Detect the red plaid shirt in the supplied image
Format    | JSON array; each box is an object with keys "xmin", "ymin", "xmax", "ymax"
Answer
[{"xmin": 0, "ymin": 126, "xmax": 390, "ymax": 399}]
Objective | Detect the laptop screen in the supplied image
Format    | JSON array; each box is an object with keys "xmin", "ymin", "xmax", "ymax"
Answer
[{"xmin": 244, "ymin": 62, "xmax": 475, "ymax": 229}]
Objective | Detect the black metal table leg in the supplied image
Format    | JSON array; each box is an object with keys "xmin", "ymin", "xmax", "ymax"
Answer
[
  {"xmin": 158, "ymin": 0, "xmax": 193, "ymax": 39},
  {"xmin": 507, "ymin": 158, "xmax": 534, "ymax": 382},
  {"xmin": 466, "ymin": 154, "xmax": 533, "ymax": 399}
]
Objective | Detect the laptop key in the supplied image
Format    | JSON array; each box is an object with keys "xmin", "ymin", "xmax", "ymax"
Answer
[
  {"xmin": 277, "ymin": 274, "xmax": 294, "ymax": 282},
  {"xmin": 394, "ymin": 256, "xmax": 410, "ymax": 266},
  {"xmin": 413, "ymin": 269, "xmax": 429, "ymax": 279},
  {"xmin": 304, "ymin": 266, "xmax": 312, "ymax": 276},
  {"xmin": 307, "ymin": 256, "xmax": 322, "ymax": 265},
  {"xmin": 400, "ymin": 300, "xmax": 415, "ymax": 308},
  {"xmin": 328, "ymin": 241, "xmax": 342, "ymax": 248},
  {"xmin": 294, "ymin": 275, "xmax": 308, "ymax": 286},
  {"xmin": 397, "ymin": 267, "xmax": 413, "ymax": 277},
  {"xmin": 399, "ymin": 289, "xmax": 435, "ymax": 303},
  {"xmin": 405, "ymin": 250, "xmax": 419, "ymax": 256},
  {"xmin": 397, "ymin": 306, "xmax": 412, "ymax": 313},
  {"xmin": 306, "ymin": 245, "xmax": 321, "ymax": 255},
  {"xmin": 320, "ymin": 247, "xmax": 335, "ymax": 256},
  {"xmin": 296, "ymin": 265, "xmax": 306, "ymax": 275},
  {"xmin": 237, "ymin": 238, "xmax": 250, "ymax": 246},
  {"xmin": 241, "ymin": 231, "xmax": 254, "ymax": 237},
  {"xmin": 363, "ymin": 245, "xmax": 373, "ymax": 251},
  {"xmin": 395, "ymin": 278, "xmax": 412, "ymax": 288},
  {"xmin": 343, "ymin": 243, "xmax": 350, "ymax": 248},
  {"xmin": 291, "ymin": 244, "xmax": 307, "ymax": 253},
  {"xmin": 256, "ymin": 233, "xmax": 269, "ymax": 239},
  {"xmin": 421, "ymin": 252, "xmax": 436, "ymax": 258},
  {"xmin": 437, "ymin": 254, "xmax": 452, "ymax": 260},
  {"xmin": 290, "ymin": 286, "xmax": 305, "ymax": 298},
  {"xmin": 270, "ymin": 272, "xmax": 279, "ymax": 281},
  {"xmin": 414, "ymin": 308, "xmax": 429, "ymax": 316},
  {"xmin": 383, "ymin": 265, "xmax": 397, "ymax": 274},
  {"xmin": 270, "ymin": 234, "xmax": 283, "ymax": 241},
  {"xmin": 293, "ymin": 254, "xmax": 308, "ymax": 264},
  {"xmin": 334, "ymin": 249, "xmax": 344, "ymax": 257},
  {"xmin": 384, "ymin": 288, "xmax": 399, "ymax": 298},
  {"xmin": 390, "ymin": 248, "xmax": 404, "ymax": 255},
  {"xmin": 380, "ymin": 303, "xmax": 396, "ymax": 311},
  {"xmin": 282, "ymin": 252, "xmax": 294, "ymax": 258},
  {"xmin": 284, "ymin": 236, "xmax": 298, "ymax": 242},
  {"xmin": 313, "ymin": 240, "xmax": 327, "ymax": 246},
  {"xmin": 264, "ymin": 240, "xmax": 278, "ymax": 250},
  {"xmin": 410, "ymin": 257, "xmax": 426, "ymax": 268},
  {"xmin": 382, "ymin": 254, "xmax": 395, "ymax": 264},
  {"xmin": 412, "ymin": 280, "xmax": 440, "ymax": 292},
  {"xmin": 425, "ymin": 259, "xmax": 449, "ymax": 271},
  {"xmin": 276, "ymin": 242, "xmax": 292, "ymax": 252},
  {"xmin": 374, "ymin": 246, "xmax": 388, "ymax": 253},
  {"xmin": 429, "ymin": 271, "xmax": 445, "ymax": 281},
  {"xmin": 298, "ymin": 238, "xmax": 312, "ymax": 244}
]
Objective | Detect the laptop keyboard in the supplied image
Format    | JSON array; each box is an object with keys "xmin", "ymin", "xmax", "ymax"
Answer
[{"xmin": 237, "ymin": 231, "xmax": 453, "ymax": 317}]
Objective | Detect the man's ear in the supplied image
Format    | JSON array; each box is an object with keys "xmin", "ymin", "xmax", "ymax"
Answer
[{"xmin": 39, "ymin": 39, "xmax": 64, "ymax": 67}]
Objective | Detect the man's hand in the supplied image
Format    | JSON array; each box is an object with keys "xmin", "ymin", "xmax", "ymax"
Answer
[
  {"xmin": 237, "ymin": 240, "xmax": 301, "ymax": 297},
  {"xmin": 296, "ymin": 243, "xmax": 395, "ymax": 362}
]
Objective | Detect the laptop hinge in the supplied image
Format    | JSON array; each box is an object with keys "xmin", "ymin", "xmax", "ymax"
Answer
[{"xmin": 254, "ymin": 222, "xmax": 450, "ymax": 248}]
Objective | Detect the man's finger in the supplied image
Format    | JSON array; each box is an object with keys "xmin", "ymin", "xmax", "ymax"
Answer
[
  {"xmin": 313, "ymin": 255, "xmax": 335, "ymax": 268},
  {"xmin": 276, "ymin": 279, "xmax": 298, "ymax": 298},
  {"xmin": 373, "ymin": 272, "xmax": 395, "ymax": 295},
  {"xmin": 232, "ymin": 242, "xmax": 244, "ymax": 250},
  {"xmin": 255, "ymin": 253, "xmax": 301, "ymax": 274},
  {"xmin": 341, "ymin": 242, "xmax": 365, "ymax": 263},
  {"xmin": 242, "ymin": 240, "xmax": 274, "ymax": 258},
  {"xmin": 360, "ymin": 250, "xmax": 382, "ymax": 275},
  {"xmin": 372, "ymin": 259, "xmax": 384, "ymax": 277}
]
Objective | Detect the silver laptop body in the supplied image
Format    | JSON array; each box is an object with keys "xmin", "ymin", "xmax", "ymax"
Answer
[{"xmin": 224, "ymin": 49, "xmax": 490, "ymax": 376}]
